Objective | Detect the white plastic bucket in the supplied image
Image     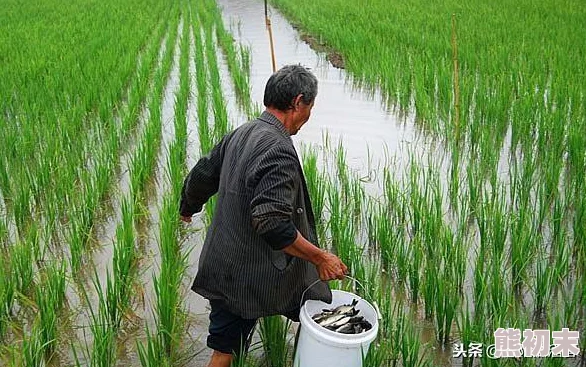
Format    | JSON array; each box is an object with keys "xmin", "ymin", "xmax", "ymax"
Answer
[{"xmin": 293, "ymin": 289, "xmax": 379, "ymax": 367}]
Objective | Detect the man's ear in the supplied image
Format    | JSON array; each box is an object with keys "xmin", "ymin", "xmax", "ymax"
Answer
[{"xmin": 292, "ymin": 94, "xmax": 303, "ymax": 109}]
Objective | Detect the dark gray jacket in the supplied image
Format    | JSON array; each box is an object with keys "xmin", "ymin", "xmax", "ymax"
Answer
[{"xmin": 180, "ymin": 111, "xmax": 331, "ymax": 318}]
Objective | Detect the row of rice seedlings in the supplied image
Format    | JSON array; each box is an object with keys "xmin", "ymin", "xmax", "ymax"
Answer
[
  {"xmin": 203, "ymin": 18, "xmax": 229, "ymax": 142},
  {"xmin": 138, "ymin": 3, "xmax": 191, "ymax": 363},
  {"xmin": 200, "ymin": 0, "xmax": 254, "ymax": 117},
  {"xmin": 189, "ymin": 5, "xmax": 212, "ymax": 158},
  {"xmin": 173, "ymin": 4, "xmax": 191, "ymax": 161},
  {"xmin": 138, "ymin": 128, "xmax": 190, "ymax": 364},
  {"xmin": 129, "ymin": 7, "xmax": 180, "ymax": 204},
  {"xmin": 92, "ymin": 9, "xmax": 178, "ymax": 336},
  {"xmin": 2, "ymin": 0, "xmax": 176, "ymax": 362}
]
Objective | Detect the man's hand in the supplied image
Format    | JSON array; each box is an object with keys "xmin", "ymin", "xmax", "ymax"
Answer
[
  {"xmin": 281, "ymin": 231, "xmax": 348, "ymax": 281},
  {"xmin": 180, "ymin": 215, "xmax": 192, "ymax": 223},
  {"xmin": 315, "ymin": 251, "xmax": 348, "ymax": 281}
]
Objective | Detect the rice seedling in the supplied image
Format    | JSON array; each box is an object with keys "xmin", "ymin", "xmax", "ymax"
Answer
[
  {"xmin": 10, "ymin": 240, "xmax": 35, "ymax": 297},
  {"xmin": 398, "ymin": 312, "xmax": 430, "ymax": 367},
  {"xmin": 433, "ymin": 263, "xmax": 459, "ymax": 345},
  {"xmin": 20, "ymin": 323, "xmax": 44, "ymax": 367},
  {"xmin": 259, "ymin": 316, "xmax": 291, "ymax": 367},
  {"xmin": 534, "ymin": 255, "xmax": 554, "ymax": 319},
  {"xmin": 0, "ymin": 254, "xmax": 14, "ymax": 340},
  {"xmin": 74, "ymin": 270, "xmax": 117, "ymax": 367},
  {"xmin": 455, "ymin": 298, "xmax": 482, "ymax": 367},
  {"xmin": 137, "ymin": 325, "xmax": 169, "ymax": 367},
  {"xmin": 112, "ymin": 197, "xmax": 137, "ymax": 328},
  {"xmin": 301, "ymin": 145, "xmax": 327, "ymax": 239},
  {"xmin": 35, "ymin": 261, "xmax": 66, "ymax": 358}
]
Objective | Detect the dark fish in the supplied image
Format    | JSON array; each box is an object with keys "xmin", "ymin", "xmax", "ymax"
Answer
[{"xmin": 335, "ymin": 323, "xmax": 355, "ymax": 334}]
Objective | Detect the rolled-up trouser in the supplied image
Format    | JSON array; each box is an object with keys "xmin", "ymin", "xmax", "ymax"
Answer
[{"xmin": 207, "ymin": 300, "xmax": 300, "ymax": 357}]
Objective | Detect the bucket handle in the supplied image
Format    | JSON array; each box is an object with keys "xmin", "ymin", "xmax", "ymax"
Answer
[{"xmin": 299, "ymin": 275, "xmax": 382, "ymax": 320}]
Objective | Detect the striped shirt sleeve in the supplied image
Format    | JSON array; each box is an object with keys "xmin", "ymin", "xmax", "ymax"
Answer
[
  {"xmin": 180, "ymin": 135, "xmax": 229, "ymax": 216},
  {"xmin": 249, "ymin": 146, "xmax": 299, "ymax": 250}
]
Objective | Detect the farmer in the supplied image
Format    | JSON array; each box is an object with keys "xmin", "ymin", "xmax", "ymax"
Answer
[{"xmin": 179, "ymin": 64, "xmax": 348, "ymax": 367}]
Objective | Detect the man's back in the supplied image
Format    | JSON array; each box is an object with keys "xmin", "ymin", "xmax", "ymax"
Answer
[{"xmin": 184, "ymin": 111, "xmax": 331, "ymax": 319}]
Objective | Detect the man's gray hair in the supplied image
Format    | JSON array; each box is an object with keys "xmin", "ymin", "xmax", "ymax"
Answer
[{"xmin": 263, "ymin": 64, "xmax": 318, "ymax": 111}]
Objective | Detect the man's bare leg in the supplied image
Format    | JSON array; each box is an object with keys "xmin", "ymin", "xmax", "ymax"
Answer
[{"xmin": 207, "ymin": 350, "xmax": 233, "ymax": 367}]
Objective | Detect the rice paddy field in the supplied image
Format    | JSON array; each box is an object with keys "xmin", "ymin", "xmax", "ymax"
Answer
[{"xmin": 0, "ymin": 0, "xmax": 584, "ymax": 366}]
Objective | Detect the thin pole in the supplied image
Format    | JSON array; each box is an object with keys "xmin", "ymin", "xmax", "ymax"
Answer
[{"xmin": 265, "ymin": 0, "xmax": 277, "ymax": 72}]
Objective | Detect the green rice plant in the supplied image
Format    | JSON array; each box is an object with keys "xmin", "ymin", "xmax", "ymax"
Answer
[
  {"xmin": 20, "ymin": 323, "xmax": 44, "ymax": 367},
  {"xmin": 534, "ymin": 255, "xmax": 554, "ymax": 318},
  {"xmin": 0, "ymin": 216, "xmax": 7, "ymax": 250},
  {"xmin": 67, "ymin": 218, "xmax": 86, "ymax": 274},
  {"xmin": 422, "ymin": 262, "xmax": 437, "ymax": 320},
  {"xmin": 362, "ymin": 341, "xmax": 391, "ymax": 367},
  {"xmin": 76, "ymin": 271, "xmax": 117, "ymax": 367},
  {"xmin": 408, "ymin": 235, "xmax": 423, "ymax": 304},
  {"xmin": 374, "ymin": 206, "xmax": 401, "ymax": 277},
  {"xmin": 35, "ymin": 261, "xmax": 66, "ymax": 358},
  {"xmin": 137, "ymin": 325, "xmax": 169, "ymax": 367},
  {"xmin": 433, "ymin": 266, "xmax": 459, "ymax": 345},
  {"xmin": 259, "ymin": 316, "xmax": 291, "ymax": 367},
  {"xmin": 455, "ymin": 298, "xmax": 482, "ymax": 367},
  {"xmin": 301, "ymin": 145, "xmax": 326, "ymax": 238},
  {"xmin": 0, "ymin": 158, "xmax": 10, "ymax": 201},
  {"xmin": 326, "ymin": 183, "xmax": 359, "ymax": 268},
  {"xmin": 112, "ymin": 197, "xmax": 137, "ymax": 328},
  {"xmin": 231, "ymin": 350, "xmax": 258, "ymax": 367},
  {"xmin": 375, "ymin": 295, "xmax": 402, "ymax": 365},
  {"xmin": 549, "ymin": 197, "xmax": 571, "ymax": 296},
  {"xmin": 398, "ymin": 312, "xmax": 429, "ymax": 367},
  {"xmin": 11, "ymin": 240, "xmax": 34, "ymax": 297},
  {"xmin": 12, "ymin": 184, "xmax": 31, "ymax": 238},
  {"xmin": 335, "ymin": 140, "xmax": 351, "ymax": 199},
  {"xmin": 509, "ymin": 206, "xmax": 536, "ymax": 295},
  {"xmin": 0, "ymin": 254, "xmax": 15, "ymax": 340}
]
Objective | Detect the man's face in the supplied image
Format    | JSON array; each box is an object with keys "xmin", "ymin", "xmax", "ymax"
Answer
[{"xmin": 292, "ymin": 98, "xmax": 314, "ymax": 135}]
